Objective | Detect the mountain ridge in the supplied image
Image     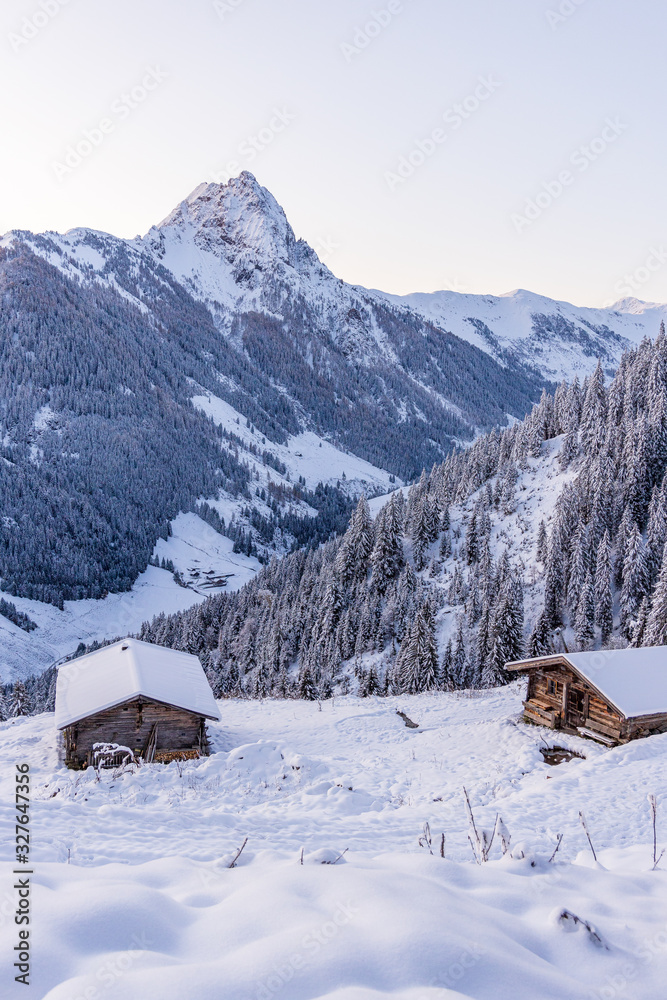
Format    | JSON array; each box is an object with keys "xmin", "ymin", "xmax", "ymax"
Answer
[{"xmin": 6, "ymin": 171, "xmax": 667, "ymax": 386}]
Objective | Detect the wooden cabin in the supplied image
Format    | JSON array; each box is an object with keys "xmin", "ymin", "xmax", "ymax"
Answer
[
  {"xmin": 506, "ymin": 647, "xmax": 667, "ymax": 745},
  {"xmin": 54, "ymin": 637, "xmax": 221, "ymax": 768}
]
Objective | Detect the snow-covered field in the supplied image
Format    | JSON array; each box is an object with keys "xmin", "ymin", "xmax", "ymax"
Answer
[{"xmin": 2, "ymin": 688, "xmax": 666, "ymax": 998}]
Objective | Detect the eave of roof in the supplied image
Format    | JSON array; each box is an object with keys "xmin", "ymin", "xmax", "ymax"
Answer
[{"xmin": 56, "ymin": 693, "xmax": 219, "ymax": 730}]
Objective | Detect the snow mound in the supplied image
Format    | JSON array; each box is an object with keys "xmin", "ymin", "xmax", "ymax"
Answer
[{"xmin": 3, "ymin": 854, "xmax": 665, "ymax": 999}]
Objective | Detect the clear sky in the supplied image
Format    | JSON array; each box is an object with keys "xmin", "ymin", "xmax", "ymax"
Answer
[{"xmin": 1, "ymin": 0, "xmax": 665, "ymax": 306}]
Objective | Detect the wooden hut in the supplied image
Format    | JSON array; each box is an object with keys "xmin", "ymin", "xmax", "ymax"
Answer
[
  {"xmin": 506, "ymin": 647, "xmax": 667, "ymax": 744},
  {"xmin": 55, "ymin": 637, "xmax": 221, "ymax": 768}
]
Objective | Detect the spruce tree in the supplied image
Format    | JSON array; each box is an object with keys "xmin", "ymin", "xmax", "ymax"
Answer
[
  {"xmin": 528, "ymin": 611, "xmax": 552, "ymax": 657},
  {"xmin": 580, "ymin": 361, "xmax": 607, "ymax": 456},
  {"xmin": 439, "ymin": 640, "xmax": 454, "ymax": 690},
  {"xmin": 370, "ymin": 496, "xmax": 404, "ymax": 591},
  {"xmin": 594, "ymin": 530, "xmax": 613, "ymax": 643},
  {"xmin": 567, "ymin": 526, "xmax": 590, "ymax": 621},
  {"xmin": 452, "ymin": 618, "xmax": 469, "ymax": 688},
  {"xmin": 336, "ymin": 495, "xmax": 374, "ymax": 584},
  {"xmin": 298, "ymin": 665, "xmax": 318, "ymax": 700},
  {"xmin": 620, "ymin": 522, "xmax": 648, "ymax": 637},
  {"xmin": 645, "ymin": 544, "xmax": 667, "ymax": 646},
  {"xmin": 630, "ymin": 596, "xmax": 650, "ymax": 648},
  {"xmin": 10, "ymin": 681, "xmax": 29, "ymax": 717},
  {"xmin": 574, "ymin": 574, "xmax": 595, "ymax": 649},
  {"xmin": 645, "ymin": 482, "xmax": 667, "ymax": 593},
  {"xmin": 396, "ymin": 604, "xmax": 438, "ymax": 693},
  {"xmin": 536, "ymin": 520, "xmax": 548, "ymax": 564}
]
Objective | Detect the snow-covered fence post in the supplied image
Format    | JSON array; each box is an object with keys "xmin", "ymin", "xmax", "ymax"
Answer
[
  {"xmin": 648, "ymin": 794, "xmax": 664, "ymax": 870},
  {"xmin": 548, "ymin": 833, "xmax": 564, "ymax": 863},
  {"xmin": 578, "ymin": 811, "xmax": 598, "ymax": 863}
]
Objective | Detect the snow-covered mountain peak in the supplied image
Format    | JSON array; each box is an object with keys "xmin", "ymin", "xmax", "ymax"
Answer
[
  {"xmin": 152, "ymin": 171, "xmax": 300, "ymax": 269},
  {"xmin": 133, "ymin": 171, "xmax": 333, "ymax": 312},
  {"xmin": 608, "ymin": 296, "xmax": 664, "ymax": 315}
]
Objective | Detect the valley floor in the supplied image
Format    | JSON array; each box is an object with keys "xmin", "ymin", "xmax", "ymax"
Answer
[{"xmin": 1, "ymin": 686, "xmax": 666, "ymax": 998}]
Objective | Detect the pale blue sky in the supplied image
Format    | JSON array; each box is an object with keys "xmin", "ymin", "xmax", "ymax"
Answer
[{"xmin": 1, "ymin": 0, "xmax": 664, "ymax": 306}]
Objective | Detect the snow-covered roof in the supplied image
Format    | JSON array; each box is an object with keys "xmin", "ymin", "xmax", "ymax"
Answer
[
  {"xmin": 54, "ymin": 638, "xmax": 221, "ymax": 729},
  {"xmin": 508, "ymin": 647, "xmax": 667, "ymax": 718}
]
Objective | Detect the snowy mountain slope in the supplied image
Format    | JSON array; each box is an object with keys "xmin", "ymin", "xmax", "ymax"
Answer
[
  {"xmin": 132, "ymin": 171, "xmax": 667, "ymax": 383},
  {"xmin": 1, "ymin": 693, "xmax": 667, "ymax": 998},
  {"xmin": 12, "ymin": 172, "xmax": 666, "ymax": 388},
  {"xmin": 379, "ymin": 286, "xmax": 667, "ymax": 382},
  {"xmin": 191, "ymin": 390, "xmax": 398, "ymax": 494}
]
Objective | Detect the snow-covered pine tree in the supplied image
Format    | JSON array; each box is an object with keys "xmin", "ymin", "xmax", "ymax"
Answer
[
  {"xmin": 620, "ymin": 522, "xmax": 648, "ymax": 637},
  {"xmin": 336, "ymin": 495, "xmax": 374, "ymax": 584},
  {"xmin": 629, "ymin": 596, "xmax": 650, "ymax": 648},
  {"xmin": 644, "ymin": 544, "xmax": 667, "ymax": 646},
  {"xmin": 567, "ymin": 526, "xmax": 590, "ymax": 621},
  {"xmin": 360, "ymin": 664, "xmax": 381, "ymax": 697},
  {"xmin": 527, "ymin": 611, "xmax": 552, "ymax": 657},
  {"xmin": 559, "ymin": 423, "xmax": 579, "ymax": 469},
  {"xmin": 10, "ymin": 680, "xmax": 29, "ymax": 717},
  {"xmin": 370, "ymin": 495, "xmax": 404, "ymax": 592},
  {"xmin": 614, "ymin": 506, "xmax": 633, "ymax": 588},
  {"xmin": 438, "ymin": 640, "xmax": 454, "ymax": 690},
  {"xmin": 579, "ymin": 361, "xmax": 607, "ymax": 457},
  {"xmin": 465, "ymin": 506, "xmax": 479, "ymax": 566},
  {"xmin": 499, "ymin": 464, "xmax": 519, "ymax": 516},
  {"xmin": 411, "ymin": 493, "xmax": 438, "ymax": 570},
  {"xmin": 396, "ymin": 603, "xmax": 438, "ymax": 693},
  {"xmin": 645, "ymin": 480, "xmax": 667, "ymax": 593},
  {"xmin": 574, "ymin": 573, "xmax": 595, "ymax": 649},
  {"xmin": 298, "ymin": 665, "xmax": 318, "ymax": 701},
  {"xmin": 452, "ymin": 617, "xmax": 470, "ymax": 688},
  {"xmin": 648, "ymin": 324, "xmax": 667, "ymax": 480},
  {"xmin": 536, "ymin": 520, "xmax": 548, "ymax": 564},
  {"xmin": 594, "ymin": 529, "xmax": 613, "ymax": 644},
  {"xmin": 320, "ymin": 576, "xmax": 343, "ymax": 638}
]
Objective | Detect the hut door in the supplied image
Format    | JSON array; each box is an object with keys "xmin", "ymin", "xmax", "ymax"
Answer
[{"xmin": 566, "ymin": 687, "xmax": 586, "ymax": 728}]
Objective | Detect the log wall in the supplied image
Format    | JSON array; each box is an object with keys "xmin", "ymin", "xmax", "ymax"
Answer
[{"xmin": 61, "ymin": 697, "xmax": 208, "ymax": 768}]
